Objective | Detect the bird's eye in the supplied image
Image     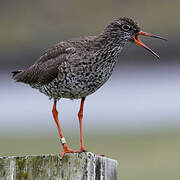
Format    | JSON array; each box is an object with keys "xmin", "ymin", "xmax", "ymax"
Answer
[{"xmin": 121, "ymin": 24, "xmax": 131, "ymax": 31}]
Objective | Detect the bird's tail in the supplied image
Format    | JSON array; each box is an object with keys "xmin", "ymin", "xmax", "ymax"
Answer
[{"xmin": 11, "ymin": 70, "xmax": 23, "ymax": 81}]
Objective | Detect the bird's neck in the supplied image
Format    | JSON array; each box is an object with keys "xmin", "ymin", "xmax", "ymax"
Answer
[
  {"xmin": 90, "ymin": 32, "xmax": 125, "ymax": 64},
  {"xmin": 85, "ymin": 33, "xmax": 125, "ymax": 79},
  {"xmin": 93, "ymin": 32, "xmax": 126, "ymax": 56}
]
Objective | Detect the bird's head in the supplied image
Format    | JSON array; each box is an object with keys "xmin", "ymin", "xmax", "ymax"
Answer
[{"xmin": 104, "ymin": 17, "xmax": 167, "ymax": 59}]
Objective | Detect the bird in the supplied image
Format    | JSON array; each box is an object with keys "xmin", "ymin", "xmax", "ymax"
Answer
[{"xmin": 11, "ymin": 17, "xmax": 166, "ymax": 159}]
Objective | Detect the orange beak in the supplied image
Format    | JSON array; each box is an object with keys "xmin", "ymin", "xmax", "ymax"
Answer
[{"xmin": 134, "ymin": 31, "xmax": 167, "ymax": 59}]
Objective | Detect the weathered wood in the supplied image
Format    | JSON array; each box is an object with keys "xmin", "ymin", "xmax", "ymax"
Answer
[{"xmin": 0, "ymin": 152, "xmax": 118, "ymax": 180}]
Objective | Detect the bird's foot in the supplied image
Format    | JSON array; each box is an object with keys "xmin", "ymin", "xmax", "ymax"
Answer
[
  {"xmin": 60, "ymin": 143, "xmax": 76, "ymax": 159},
  {"xmin": 60, "ymin": 144, "xmax": 88, "ymax": 159},
  {"xmin": 76, "ymin": 147, "xmax": 88, "ymax": 153}
]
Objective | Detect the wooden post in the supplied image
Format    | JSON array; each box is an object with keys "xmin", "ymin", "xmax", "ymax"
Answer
[{"xmin": 0, "ymin": 152, "xmax": 118, "ymax": 180}]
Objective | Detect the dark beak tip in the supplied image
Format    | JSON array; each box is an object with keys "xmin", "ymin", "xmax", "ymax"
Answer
[
  {"xmin": 137, "ymin": 31, "xmax": 167, "ymax": 41},
  {"xmin": 157, "ymin": 55, "xmax": 160, "ymax": 60},
  {"xmin": 149, "ymin": 34, "xmax": 167, "ymax": 41}
]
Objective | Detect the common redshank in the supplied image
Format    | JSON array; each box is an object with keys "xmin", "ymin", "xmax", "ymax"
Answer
[{"xmin": 12, "ymin": 17, "xmax": 166, "ymax": 158}]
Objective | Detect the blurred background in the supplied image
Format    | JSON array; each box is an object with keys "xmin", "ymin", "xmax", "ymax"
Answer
[{"xmin": 0, "ymin": 0, "xmax": 180, "ymax": 179}]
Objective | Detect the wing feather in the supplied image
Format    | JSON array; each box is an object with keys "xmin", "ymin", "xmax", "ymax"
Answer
[{"xmin": 14, "ymin": 42, "xmax": 75, "ymax": 85}]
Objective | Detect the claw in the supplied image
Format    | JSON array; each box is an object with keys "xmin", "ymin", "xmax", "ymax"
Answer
[
  {"xmin": 76, "ymin": 149, "xmax": 88, "ymax": 153},
  {"xmin": 60, "ymin": 144, "xmax": 76, "ymax": 159}
]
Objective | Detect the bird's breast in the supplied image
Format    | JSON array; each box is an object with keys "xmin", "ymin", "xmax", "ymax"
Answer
[{"xmin": 32, "ymin": 49, "xmax": 119, "ymax": 100}]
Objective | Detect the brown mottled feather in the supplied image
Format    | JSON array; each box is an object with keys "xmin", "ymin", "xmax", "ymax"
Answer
[
  {"xmin": 13, "ymin": 42, "xmax": 73, "ymax": 84},
  {"xmin": 12, "ymin": 17, "xmax": 145, "ymax": 100},
  {"xmin": 13, "ymin": 36, "xmax": 96, "ymax": 85}
]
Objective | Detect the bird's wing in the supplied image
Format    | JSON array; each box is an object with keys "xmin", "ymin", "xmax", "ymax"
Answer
[{"xmin": 14, "ymin": 42, "xmax": 76, "ymax": 85}]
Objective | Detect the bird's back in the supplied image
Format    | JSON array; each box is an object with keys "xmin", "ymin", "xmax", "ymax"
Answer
[
  {"xmin": 13, "ymin": 36, "xmax": 114, "ymax": 99},
  {"xmin": 12, "ymin": 36, "xmax": 97, "ymax": 85}
]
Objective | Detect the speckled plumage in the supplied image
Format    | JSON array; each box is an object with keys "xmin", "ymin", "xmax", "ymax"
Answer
[
  {"xmin": 11, "ymin": 17, "xmax": 166, "ymax": 158},
  {"xmin": 12, "ymin": 17, "xmax": 140, "ymax": 100}
]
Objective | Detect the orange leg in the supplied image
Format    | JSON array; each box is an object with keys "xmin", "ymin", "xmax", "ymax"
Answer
[
  {"xmin": 52, "ymin": 100, "xmax": 75, "ymax": 159},
  {"xmin": 78, "ymin": 97, "xmax": 86, "ymax": 152}
]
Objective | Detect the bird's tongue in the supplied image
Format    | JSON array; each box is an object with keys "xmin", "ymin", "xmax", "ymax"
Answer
[{"xmin": 134, "ymin": 31, "xmax": 167, "ymax": 59}]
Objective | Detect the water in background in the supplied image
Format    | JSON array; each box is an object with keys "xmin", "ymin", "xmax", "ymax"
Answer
[
  {"xmin": 1, "ymin": 2, "xmax": 180, "ymax": 179},
  {"xmin": 1, "ymin": 61, "xmax": 180, "ymax": 135}
]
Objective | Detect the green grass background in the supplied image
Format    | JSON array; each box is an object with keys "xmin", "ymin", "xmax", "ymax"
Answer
[{"xmin": 0, "ymin": 130, "xmax": 179, "ymax": 180}]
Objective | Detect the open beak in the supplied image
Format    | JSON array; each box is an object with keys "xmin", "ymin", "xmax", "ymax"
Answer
[{"xmin": 134, "ymin": 31, "xmax": 167, "ymax": 59}]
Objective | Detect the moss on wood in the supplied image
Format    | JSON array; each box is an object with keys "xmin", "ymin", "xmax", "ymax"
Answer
[{"xmin": 0, "ymin": 152, "xmax": 118, "ymax": 180}]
